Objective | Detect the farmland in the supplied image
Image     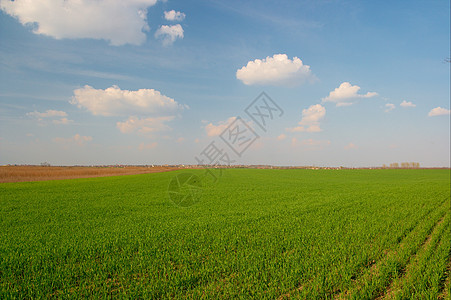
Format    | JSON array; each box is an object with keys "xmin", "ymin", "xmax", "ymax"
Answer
[
  {"xmin": 0, "ymin": 169, "xmax": 450, "ymax": 298},
  {"xmin": 0, "ymin": 165, "xmax": 181, "ymax": 183}
]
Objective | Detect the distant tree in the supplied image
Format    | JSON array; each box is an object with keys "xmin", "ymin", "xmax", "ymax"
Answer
[
  {"xmin": 390, "ymin": 163, "xmax": 399, "ymax": 169},
  {"xmin": 40, "ymin": 162, "xmax": 51, "ymax": 167},
  {"xmin": 382, "ymin": 164, "xmax": 387, "ymax": 169}
]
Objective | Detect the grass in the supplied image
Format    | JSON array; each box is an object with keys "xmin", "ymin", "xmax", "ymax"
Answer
[{"xmin": 0, "ymin": 169, "xmax": 449, "ymax": 298}]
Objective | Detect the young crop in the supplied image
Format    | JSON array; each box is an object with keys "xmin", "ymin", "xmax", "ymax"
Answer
[{"xmin": 0, "ymin": 169, "xmax": 449, "ymax": 298}]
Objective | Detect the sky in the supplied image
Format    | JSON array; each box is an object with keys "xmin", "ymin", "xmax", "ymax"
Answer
[{"xmin": 0, "ymin": 0, "xmax": 449, "ymax": 167}]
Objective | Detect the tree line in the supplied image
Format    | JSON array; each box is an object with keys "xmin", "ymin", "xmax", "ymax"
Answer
[{"xmin": 382, "ymin": 162, "xmax": 420, "ymax": 169}]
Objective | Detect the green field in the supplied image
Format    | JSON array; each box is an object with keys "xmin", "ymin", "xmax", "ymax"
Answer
[{"xmin": 0, "ymin": 169, "xmax": 450, "ymax": 299}]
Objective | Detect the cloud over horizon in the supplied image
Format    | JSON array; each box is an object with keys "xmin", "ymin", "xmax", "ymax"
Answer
[
  {"xmin": 287, "ymin": 104, "xmax": 325, "ymax": 132},
  {"xmin": 0, "ymin": 0, "xmax": 158, "ymax": 45},
  {"xmin": 205, "ymin": 117, "xmax": 237, "ymax": 137},
  {"xmin": 236, "ymin": 54, "xmax": 315, "ymax": 86},
  {"xmin": 71, "ymin": 85, "xmax": 186, "ymax": 117},
  {"xmin": 400, "ymin": 100, "xmax": 416, "ymax": 108},
  {"xmin": 385, "ymin": 103, "xmax": 395, "ymax": 112},
  {"xmin": 322, "ymin": 82, "xmax": 378, "ymax": 106},
  {"xmin": 116, "ymin": 116, "xmax": 175, "ymax": 136},
  {"xmin": 27, "ymin": 110, "xmax": 67, "ymax": 118},
  {"xmin": 54, "ymin": 133, "xmax": 92, "ymax": 146},
  {"xmin": 428, "ymin": 107, "xmax": 451, "ymax": 117},
  {"xmin": 164, "ymin": 10, "xmax": 185, "ymax": 21},
  {"xmin": 155, "ymin": 24, "xmax": 184, "ymax": 46},
  {"xmin": 291, "ymin": 138, "xmax": 331, "ymax": 149},
  {"xmin": 27, "ymin": 109, "xmax": 72, "ymax": 124}
]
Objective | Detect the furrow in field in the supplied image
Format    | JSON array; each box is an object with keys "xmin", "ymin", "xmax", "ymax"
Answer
[
  {"xmin": 335, "ymin": 199, "xmax": 449, "ymax": 299},
  {"xmin": 276, "ymin": 277, "xmax": 313, "ymax": 299},
  {"xmin": 378, "ymin": 211, "xmax": 448, "ymax": 299},
  {"xmin": 438, "ymin": 255, "xmax": 451, "ymax": 300},
  {"xmin": 295, "ymin": 199, "xmax": 447, "ymax": 300}
]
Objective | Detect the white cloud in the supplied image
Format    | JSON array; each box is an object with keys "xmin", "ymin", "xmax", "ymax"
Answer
[
  {"xmin": 27, "ymin": 110, "xmax": 67, "ymax": 118},
  {"xmin": 0, "ymin": 0, "xmax": 157, "ymax": 46},
  {"xmin": 400, "ymin": 100, "xmax": 416, "ymax": 108},
  {"xmin": 205, "ymin": 117, "xmax": 236, "ymax": 137},
  {"xmin": 287, "ymin": 104, "xmax": 325, "ymax": 132},
  {"xmin": 116, "ymin": 116, "xmax": 174, "ymax": 135},
  {"xmin": 164, "ymin": 10, "xmax": 185, "ymax": 21},
  {"xmin": 236, "ymin": 54, "xmax": 315, "ymax": 86},
  {"xmin": 300, "ymin": 139, "xmax": 331, "ymax": 147},
  {"xmin": 138, "ymin": 142, "xmax": 157, "ymax": 151},
  {"xmin": 291, "ymin": 138, "xmax": 330, "ymax": 149},
  {"xmin": 277, "ymin": 134, "xmax": 286, "ymax": 141},
  {"xmin": 385, "ymin": 103, "xmax": 395, "ymax": 112},
  {"xmin": 428, "ymin": 107, "xmax": 451, "ymax": 117},
  {"xmin": 344, "ymin": 142, "xmax": 357, "ymax": 150},
  {"xmin": 27, "ymin": 110, "xmax": 72, "ymax": 125},
  {"xmin": 155, "ymin": 24, "xmax": 184, "ymax": 46},
  {"xmin": 52, "ymin": 118, "xmax": 73, "ymax": 125},
  {"xmin": 54, "ymin": 133, "xmax": 92, "ymax": 146},
  {"xmin": 176, "ymin": 137, "xmax": 185, "ymax": 143},
  {"xmin": 71, "ymin": 85, "xmax": 186, "ymax": 116},
  {"xmin": 322, "ymin": 82, "xmax": 378, "ymax": 106}
]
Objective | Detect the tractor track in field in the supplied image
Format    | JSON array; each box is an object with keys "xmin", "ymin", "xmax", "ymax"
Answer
[
  {"xmin": 334, "ymin": 199, "xmax": 449, "ymax": 300},
  {"xmin": 277, "ymin": 278, "xmax": 313, "ymax": 299},
  {"xmin": 376, "ymin": 212, "xmax": 448, "ymax": 299},
  {"xmin": 438, "ymin": 256, "xmax": 451, "ymax": 300}
]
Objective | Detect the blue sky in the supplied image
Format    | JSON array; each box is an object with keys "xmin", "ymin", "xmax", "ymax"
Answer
[{"xmin": 0, "ymin": 0, "xmax": 449, "ymax": 167}]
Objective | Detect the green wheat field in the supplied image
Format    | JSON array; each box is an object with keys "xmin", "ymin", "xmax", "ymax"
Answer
[{"xmin": 1, "ymin": 169, "xmax": 450, "ymax": 299}]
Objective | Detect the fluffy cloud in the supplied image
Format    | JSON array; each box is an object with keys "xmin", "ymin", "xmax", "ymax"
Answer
[
  {"xmin": 138, "ymin": 142, "xmax": 157, "ymax": 151},
  {"xmin": 385, "ymin": 103, "xmax": 395, "ymax": 112},
  {"xmin": 400, "ymin": 100, "xmax": 416, "ymax": 108},
  {"xmin": 116, "ymin": 116, "xmax": 174, "ymax": 135},
  {"xmin": 300, "ymin": 139, "xmax": 331, "ymax": 147},
  {"xmin": 205, "ymin": 117, "xmax": 237, "ymax": 137},
  {"xmin": 52, "ymin": 118, "xmax": 73, "ymax": 125},
  {"xmin": 428, "ymin": 107, "xmax": 451, "ymax": 117},
  {"xmin": 344, "ymin": 142, "xmax": 357, "ymax": 150},
  {"xmin": 291, "ymin": 138, "xmax": 330, "ymax": 149},
  {"xmin": 71, "ymin": 85, "xmax": 186, "ymax": 116},
  {"xmin": 27, "ymin": 110, "xmax": 67, "ymax": 118},
  {"xmin": 155, "ymin": 24, "xmax": 184, "ymax": 46},
  {"xmin": 27, "ymin": 110, "xmax": 72, "ymax": 124},
  {"xmin": 287, "ymin": 104, "xmax": 325, "ymax": 132},
  {"xmin": 164, "ymin": 10, "xmax": 185, "ymax": 21},
  {"xmin": 236, "ymin": 54, "xmax": 315, "ymax": 86},
  {"xmin": 277, "ymin": 134, "xmax": 286, "ymax": 141},
  {"xmin": 54, "ymin": 134, "xmax": 92, "ymax": 146},
  {"xmin": 322, "ymin": 82, "xmax": 378, "ymax": 106},
  {"xmin": 0, "ymin": 0, "xmax": 157, "ymax": 46}
]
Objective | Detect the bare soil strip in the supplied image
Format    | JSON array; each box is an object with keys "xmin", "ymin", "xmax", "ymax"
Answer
[{"xmin": 0, "ymin": 166, "xmax": 182, "ymax": 183}]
